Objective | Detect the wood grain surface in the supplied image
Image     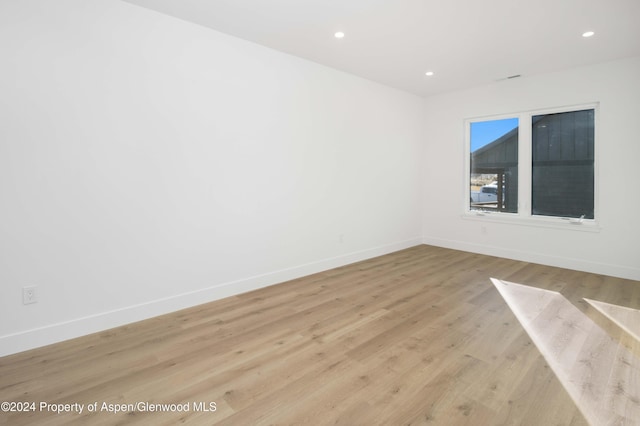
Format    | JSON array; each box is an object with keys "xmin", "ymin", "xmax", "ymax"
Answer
[{"xmin": 1, "ymin": 245, "xmax": 639, "ymax": 425}]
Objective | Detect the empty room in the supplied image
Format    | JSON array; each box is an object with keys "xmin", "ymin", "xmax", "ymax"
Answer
[{"xmin": 1, "ymin": 0, "xmax": 640, "ymax": 425}]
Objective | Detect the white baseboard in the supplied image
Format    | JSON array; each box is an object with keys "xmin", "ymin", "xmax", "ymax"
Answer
[
  {"xmin": 0, "ymin": 238, "xmax": 422, "ymax": 358},
  {"xmin": 422, "ymin": 236, "xmax": 640, "ymax": 281}
]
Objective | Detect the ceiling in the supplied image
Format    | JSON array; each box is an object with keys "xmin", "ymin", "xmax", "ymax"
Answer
[{"xmin": 123, "ymin": 0, "xmax": 640, "ymax": 97}]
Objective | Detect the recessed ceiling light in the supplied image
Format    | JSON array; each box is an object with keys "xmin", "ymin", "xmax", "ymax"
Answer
[
  {"xmin": 425, "ymin": 71, "xmax": 434, "ymax": 76},
  {"xmin": 334, "ymin": 31, "xmax": 345, "ymax": 39},
  {"xmin": 582, "ymin": 31, "xmax": 595, "ymax": 38}
]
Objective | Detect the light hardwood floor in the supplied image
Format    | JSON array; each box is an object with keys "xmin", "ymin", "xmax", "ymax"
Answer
[{"xmin": 1, "ymin": 245, "xmax": 639, "ymax": 425}]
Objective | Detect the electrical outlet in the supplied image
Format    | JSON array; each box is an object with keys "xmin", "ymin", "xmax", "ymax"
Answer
[{"xmin": 23, "ymin": 286, "xmax": 38, "ymax": 305}]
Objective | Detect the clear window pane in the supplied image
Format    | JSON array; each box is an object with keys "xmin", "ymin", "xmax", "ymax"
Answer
[
  {"xmin": 470, "ymin": 118, "xmax": 519, "ymax": 213},
  {"xmin": 532, "ymin": 109, "xmax": 594, "ymax": 219}
]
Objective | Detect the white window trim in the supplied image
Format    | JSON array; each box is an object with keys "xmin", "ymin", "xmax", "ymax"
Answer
[{"xmin": 463, "ymin": 103, "xmax": 600, "ymax": 232}]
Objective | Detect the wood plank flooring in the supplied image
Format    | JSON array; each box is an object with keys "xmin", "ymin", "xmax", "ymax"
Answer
[{"xmin": 1, "ymin": 245, "xmax": 639, "ymax": 425}]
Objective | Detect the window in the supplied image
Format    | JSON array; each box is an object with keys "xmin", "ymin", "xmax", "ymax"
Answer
[
  {"xmin": 470, "ymin": 118, "xmax": 519, "ymax": 213},
  {"xmin": 532, "ymin": 109, "xmax": 595, "ymax": 219},
  {"xmin": 466, "ymin": 105, "xmax": 596, "ymax": 225}
]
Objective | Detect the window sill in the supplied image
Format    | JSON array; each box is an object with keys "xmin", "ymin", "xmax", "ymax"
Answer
[{"xmin": 462, "ymin": 211, "xmax": 601, "ymax": 233}]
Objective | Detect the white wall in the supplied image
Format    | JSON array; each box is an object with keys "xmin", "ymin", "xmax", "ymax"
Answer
[
  {"xmin": 0, "ymin": 0, "xmax": 424, "ymax": 356},
  {"xmin": 423, "ymin": 56, "xmax": 640, "ymax": 281}
]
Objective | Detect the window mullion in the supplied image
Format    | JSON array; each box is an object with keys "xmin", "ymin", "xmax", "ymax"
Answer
[{"xmin": 518, "ymin": 113, "xmax": 532, "ymax": 218}]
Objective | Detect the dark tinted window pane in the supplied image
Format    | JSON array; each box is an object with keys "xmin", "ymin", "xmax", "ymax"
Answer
[
  {"xmin": 470, "ymin": 118, "xmax": 518, "ymax": 213},
  {"xmin": 531, "ymin": 109, "xmax": 594, "ymax": 219}
]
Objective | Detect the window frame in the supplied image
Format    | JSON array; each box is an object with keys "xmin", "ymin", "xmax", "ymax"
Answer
[{"xmin": 463, "ymin": 103, "xmax": 599, "ymax": 232}]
